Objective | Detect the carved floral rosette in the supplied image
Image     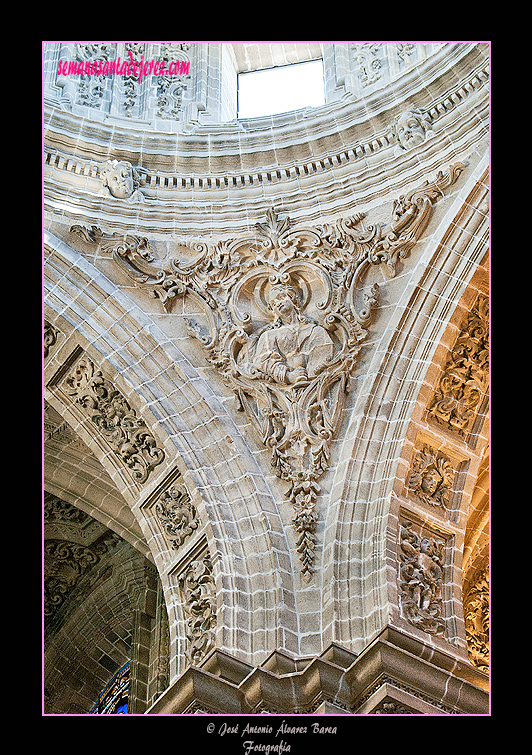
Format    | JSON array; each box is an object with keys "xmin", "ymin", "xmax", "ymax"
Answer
[{"xmin": 72, "ymin": 164, "xmax": 464, "ymax": 579}]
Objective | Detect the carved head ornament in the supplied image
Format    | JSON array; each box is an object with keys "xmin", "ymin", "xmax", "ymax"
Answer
[
  {"xmin": 266, "ymin": 283, "xmax": 308, "ymax": 326},
  {"xmin": 393, "ymin": 109, "xmax": 433, "ymax": 151},
  {"xmin": 100, "ymin": 159, "xmax": 144, "ymax": 200}
]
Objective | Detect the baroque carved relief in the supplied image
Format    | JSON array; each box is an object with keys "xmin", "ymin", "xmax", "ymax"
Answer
[
  {"xmin": 352, "ymin": 43, "xmax": 383, "ymax": 88},
  {"xmin": 398, "ymin": 520, "xmax": 446, "ymax": 636},
  {"xmin": 373, "ymin": 701, "xmax": 415, "ymax": 714},
  {"xmin": 75, "ymin": 43, "xmax": 112, "ymax": 108},
  {"xmin": 44, "ymin": 539, "xmax": 100, "ymax": 617},
  {"xmin": 62, "ymin": 354, "xmax": 165, "ymax": 483},
  {"xmin": 44, "ymin": 320, "xmax": 60, "ymax": 358},
  {"xmin": 427, "ymin": 294, "xmax": 489, "ymax": 439},
  {"xmin": 392, "ymin": 109, "xmax": 434, "ymax": 154},
  {"xmin": 99, "ymin": 159, "xmax": 146, "ymax": 202},
  {"xmin": 156, "ymin": 43, "xmax": 191, "ymax": 120},
  {"xmin": 44, "ymin": 497, "xmax": 122, "ymax": 623},
  {"xmin": 121, "ymin": 43, "xmax": 146, "ymax": 117},
  {"xmin": 155, "ymin": 484, "xmax": 200, "ymax": 550},
  {"xmin": 72, "ymin": 164, "xmax": 464, "ymax": 578},
  {"xmin": 463, "ymin": 568, "xmax": 489, "ymax": 672},
  {"xmin": 178, "ymin": 554, "xmax": 216, "ymax": 665},
  {"xmin": 406, "ymin": 445, "xmax": 455, "ymax": 510}
]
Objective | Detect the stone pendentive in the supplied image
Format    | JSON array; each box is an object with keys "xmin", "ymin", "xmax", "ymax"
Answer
[{"xmin": 44, "ymin": 42, "xmax": 489, "ymax": 715}]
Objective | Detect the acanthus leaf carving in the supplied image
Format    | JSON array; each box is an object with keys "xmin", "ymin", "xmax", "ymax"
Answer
[
  {"xmin": 155, "ymin": 485, "xmax": 200, "ymax": 550},
  {"xmin": 178, "ymin": 555, "xmax": 216, "ymax": 666},
  {"xmin": 407, "ymin": 445, "xmax": 455, "ymax": 509},
  {"xmin": 44, "ymin": 320, "xmax": 60, "ymax": 358},
  {"xmin": 463, "ymin": 568, "xmax": 489, "ymax": 672},
  {"xmin": 63, "ymin": 355, "xmax": 165, "ymax": 484},
  {"xmin": 72, "ymin": 163, "xmax": 464, "ymax": 579},
  {"xmin": 428, "ymin": 293, "xmax": 489, "ymax": 438}
]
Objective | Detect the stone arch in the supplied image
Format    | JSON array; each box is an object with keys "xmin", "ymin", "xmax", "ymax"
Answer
[
  {"xmin": 327, "ymin": 157, "xmax": 489, "ymax": 654},
  {"xmin": 44, "ymin": 402, "xmax": 150, "ymax": 557},
  {"xmin": 44, "ymin": 231, "xmax": 296, "ymax": 673},
  {"xmin": 44, "ymin": 527, "xmax": 157, "ymax": 714}
]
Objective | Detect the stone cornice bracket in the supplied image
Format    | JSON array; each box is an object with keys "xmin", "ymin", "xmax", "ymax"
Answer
[{"xmin": 71, "ymin": 163, "xmax": 464, "ymax": 580}]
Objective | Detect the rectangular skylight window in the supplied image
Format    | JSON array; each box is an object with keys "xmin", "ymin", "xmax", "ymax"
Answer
[{"xmin": 237, "ymin": 59, "xmax": 325, "ymax": 118}]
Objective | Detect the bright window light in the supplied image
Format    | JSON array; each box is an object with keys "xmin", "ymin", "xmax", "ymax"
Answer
[{"xmin": 238, "ymin": 59, "xmax": 325, "ymax": 118}]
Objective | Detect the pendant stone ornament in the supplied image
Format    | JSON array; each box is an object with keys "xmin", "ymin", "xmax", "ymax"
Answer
[{"xmin": 73, "ymin": 164, "xmax": 464, "ymax": 579}]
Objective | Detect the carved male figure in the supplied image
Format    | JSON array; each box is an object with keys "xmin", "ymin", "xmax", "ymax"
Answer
[{"xmin": 252, "ymin": 284, "xmax": 335, "ymax": 387}]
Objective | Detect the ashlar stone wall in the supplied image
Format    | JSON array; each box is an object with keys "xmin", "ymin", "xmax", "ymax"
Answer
[{"xmin": 44, "ymin": 41, "xmax": 489, "ymax": 714}]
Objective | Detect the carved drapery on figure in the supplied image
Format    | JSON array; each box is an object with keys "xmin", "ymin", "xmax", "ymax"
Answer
[{"xmin": 72, "ymin": 164, "xmax": 464, "ymax": 579}]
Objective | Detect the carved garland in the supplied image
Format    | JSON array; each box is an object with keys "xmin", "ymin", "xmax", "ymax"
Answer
[{"xmin": 72, "ymin": 163, "xmax": 464, "ymax": 579}]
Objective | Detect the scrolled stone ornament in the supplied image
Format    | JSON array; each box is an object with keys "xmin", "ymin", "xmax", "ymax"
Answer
[{"xmin": 75, "ymin": 164, "xmax": 464, "ymax": 578}]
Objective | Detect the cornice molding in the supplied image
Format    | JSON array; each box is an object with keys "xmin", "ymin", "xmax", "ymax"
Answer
[
  {"xmin": 146, "ymin": 627, "xmax": 488, "ymax": 714},
  {"xmin": 44, "ymin": 57, "xmax": 487, "ymax": 175}
]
